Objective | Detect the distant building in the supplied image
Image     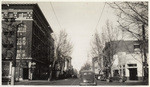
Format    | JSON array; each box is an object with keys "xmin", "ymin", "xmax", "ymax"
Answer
[
  {"xmin": 2, "ymin": 4, "xmax": 54, "ymax": 81},
  {"xmin": 102, "ymin": 40, "xmax": 148, "ymax": 81}
]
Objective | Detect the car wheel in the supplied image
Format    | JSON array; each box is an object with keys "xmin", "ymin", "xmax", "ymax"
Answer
[{"xmin": 106, "ymin": 79, "xmax": 111, "ymax": 82}]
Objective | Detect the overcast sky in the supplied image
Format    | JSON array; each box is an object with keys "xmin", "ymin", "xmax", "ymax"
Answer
[{"xmin": 38, "ymin": 2, "xmax": 118, "ymax": 71}]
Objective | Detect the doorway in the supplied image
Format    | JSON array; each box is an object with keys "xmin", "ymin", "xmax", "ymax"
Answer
[
  {"xmin": 129, "ymin": 68, "xmax": 138, "ymax": 80},
  {"xmin": 23, "ymin": 68, "xmax": 29, "ymax": 79}
]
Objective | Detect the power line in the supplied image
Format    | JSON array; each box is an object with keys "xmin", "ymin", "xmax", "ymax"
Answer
[
  {"xmin": 50, "ymin": 2, "xmax": 62, "ymax": 29},
  {"xmin": 95, "ymin": 2, "xmax": 106, "ymax": 30}
]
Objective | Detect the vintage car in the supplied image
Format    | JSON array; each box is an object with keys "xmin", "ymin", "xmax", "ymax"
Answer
[
  {"xmin": 95, "ymin": 74, "xmax": 106, "ymax": 81},
  {"xmin": 79, "ymin": 70, "xmax": 97, "ymax": 86}
]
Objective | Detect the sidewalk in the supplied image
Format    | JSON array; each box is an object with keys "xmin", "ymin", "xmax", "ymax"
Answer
[
  {"xmin": 2, "ymin": 80, "xmax": 49, "ymax": 85},
  {"xmin": 15, "ymin": 80, "xmax": 50, "ymax": 85},
  {"xmin": 2, "ymin": 79, "xmax": 148, "ymax": 85},
  {"xmin": 126, "ymin": 80, "xmax": 143, "ymax": 82}
]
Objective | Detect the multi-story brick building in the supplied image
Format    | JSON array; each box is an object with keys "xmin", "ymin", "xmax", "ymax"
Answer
[
  {"xmin": 2, "ymin": 3, "xmax": 54, "ymax": 81},
  {"xmin": 102, "ymin": 40, "xmax": 148, "ymax": 81}
]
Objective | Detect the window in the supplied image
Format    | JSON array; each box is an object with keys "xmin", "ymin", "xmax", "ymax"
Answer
[
  {"xmin": 123, "ymin": 69, "xmax": 125, "ymax": 76},
  {"xmin": 17, "ymin": 38, "xmax": 21, "ymax": 43},
  {"xmin": 23, "ymin": 12, "xmax": 27, "ymax": 18},
  {"xmin": 134, "ymin": 44, "xmax": 140, "ymax": 49},
  {"xmin": 20, "ymin": 33, "xmax": 23, "ymax": 36},
  {"xmin": 17, "ymin": 37, "xmax": 26, "ymax": 45},
  {"xmin": 23, "ymin": 37, "xmax": 26, "ymax": 40},
  {"xmin": 134, "ymin": 44, "xmax": 140, "ymax": 52},
  {"xmin": 23, "ymin": 40, "xmax": 26, "ymax": 45},
  {"xmin": 3, "ymin": 12, "xmax": 8, "ymax": 18},
  {"xmin": 17, "ymin": 54, "xmax": 21, "ymax": 58},
  {"xmin": 17, "ymin": 50, "xmax": 21, "ymax": 53},
  {"xmin": 17, "ymin": 42, "xmax": 21, "ymax": 45},
  {"xmin": 17, "ymin": 45, "xmax": 23, "ymax": 50},
  {"xmin": 18, "ymin": 12, "xmax": 23, "ymax": 18},
  {"xmin": 18, "ymin": 25, "xmax": 26, "ymax": 32},
  {"xmin": 13, "ymin": 12, "xmax": 17, "ymax": 18},
  {"xmin": 22, "ymin": 27, "xmax": 26, "ymax": 32},
  {"xmin": 8, "ymin": 12, "xmax": 13, "ymax": 18},
  {"xmin": 123, "ymin": 65, "xmax": 125, "ymax": 67},
  {"xmin": 2, "ymin": 12, "xmax": 4, "ymax": 18},
  {"xmin": 128, "ymin": 64, "xmax": 137, "ymax": 67},
  {"xmin": 22, "ymin": 53, "xmax": 26, "ymax": 57},
  {"xmin": 23, "ymin": 25, "xmax": 27, "ymax": 32},
  {"xmin": 18, "ymin": 27, "xmax": 21, "ymax": 32},
  {"xmin": 22, "ymin": 50, "xmax": 25, "ymax": 53}
]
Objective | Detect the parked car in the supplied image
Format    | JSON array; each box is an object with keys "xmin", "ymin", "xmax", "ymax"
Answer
[
  {"xmin": 95, "ymin": 74, "xmax": 107, "ymax": 81},
  {"xmin": 79, "ymin": 70, "xmax": 97, "ymax": 86},
  {"xmin": 107, "ymin": 76, "xmax": 127, "ymax": 82},
  {"xmin": 95, "ymin": 74, "xmax": 101, "ymax": 80},
  {"xmin": 100, "ymin": 74, "xmax": 107, "ymax": 81}
]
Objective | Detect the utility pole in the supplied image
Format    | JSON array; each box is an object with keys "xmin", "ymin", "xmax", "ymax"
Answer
[
  {"xmin": 11, "ymin": 18, "xmax": 17, "ymax": 85},
  {"xmin": 142, "ymin": 24, "xmax": 148, "ymax": 81},
  {"xmin": 92, "ymin": 58, "xmax": 95, "ymax": 72}
]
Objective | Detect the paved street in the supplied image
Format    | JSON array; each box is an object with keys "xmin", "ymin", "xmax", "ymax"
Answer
[{"xmin": 2, "ymin": 78, "xmax": 148, "ymax": 85}]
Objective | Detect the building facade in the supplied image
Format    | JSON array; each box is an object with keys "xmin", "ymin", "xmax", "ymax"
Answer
[
  {"xmin": 2, "ymin": 4, "xmax": 54, "ymax": 81},
  {"xmin": 102, "ymin": 40, "xmax": 148, "ymax": 81}
]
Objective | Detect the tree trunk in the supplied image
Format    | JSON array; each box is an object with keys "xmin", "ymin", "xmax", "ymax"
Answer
[
  {"xmin": 109, "ymin": 67, "xmax": 112, "ymax": 77},
  {"xmin": 142, "ymin": 24, "xmax": 148, "ymax": 81}
]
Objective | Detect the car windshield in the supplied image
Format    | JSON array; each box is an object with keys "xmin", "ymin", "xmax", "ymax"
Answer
[
  {"xmin": 81, "ymin": 72, "xmax": 94, "ymax": 83},
  {"xmin": 81, "ymin": 72, "xmax": 94, "ymax": 78}
]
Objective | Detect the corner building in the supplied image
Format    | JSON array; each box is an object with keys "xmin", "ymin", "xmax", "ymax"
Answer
[
  {"xmin": 102, "ymin": 40, "xmax": 148, "ymax": 81},
  {"xmin": 2, "ymin": 4, "xmax": 54, "ymax": 81}
]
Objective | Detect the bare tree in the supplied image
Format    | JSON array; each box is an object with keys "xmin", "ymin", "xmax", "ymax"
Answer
[
  {"xmin": 90, "ymin": 30, "xmax": 105, "ymax": 72},
  {"xmin": 54, "ymin": 30, "xmax": 73, "ymax": 61},
  {"xmin": 102, "ymin": 20, "xmax": 120, "ymax": 78},
  {"xmin": 90, "ymin": 31, "xmax": 104, "ymax": 58},
  {"xmin": 108, "ymin": 2, "xmax": 148, "ymax": 40},
  {"xmin": 90, "ymin": 20, "xmax": 120, "ymax": 78},
  {"xmin": 51, "ymin": 30, "xmax": 73, "ymax": 79}
]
